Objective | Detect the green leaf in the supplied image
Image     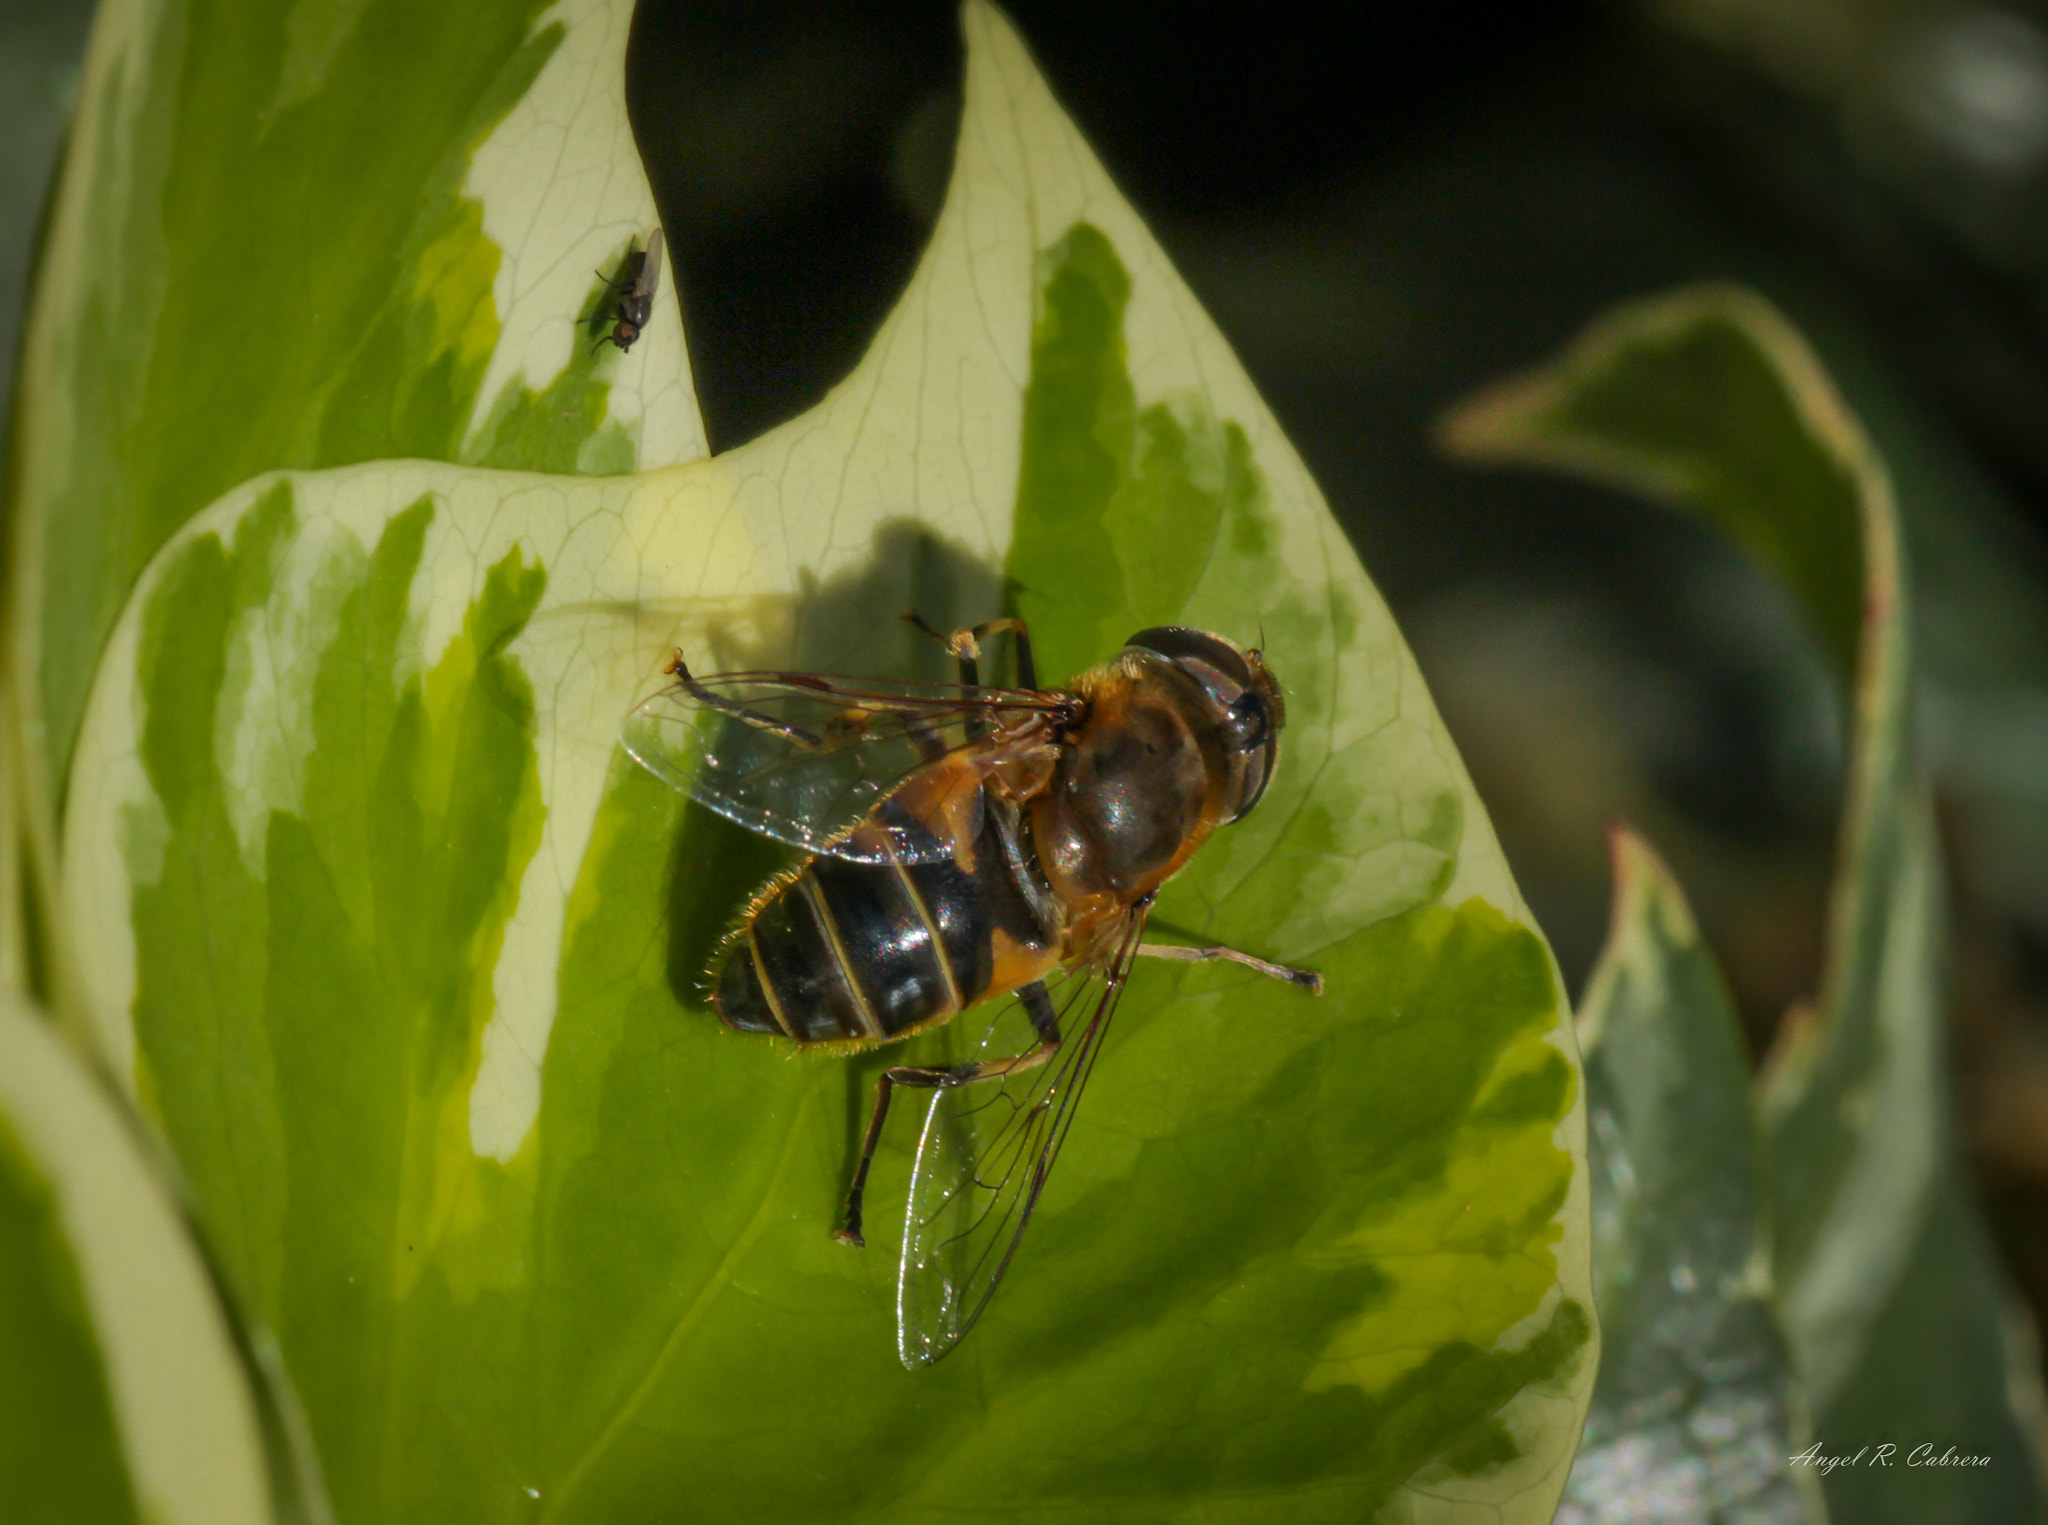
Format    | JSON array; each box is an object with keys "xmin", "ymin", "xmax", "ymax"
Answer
[
  {"xmin": 1560, "ymin": 828, "xmax": 1822, "ymax": 1525},
  {"xmin": 52, "ymin": 3, "xmax": 1592, "ymax": 1520},
  {"xmin": 1, "ymin": 726, "xmax": 26, "ymax": 993},
  {"xmin": 6, "ymin": 0, "xmax": 698, "ymax": 941},
  {"xmin": 0, "ymin": 990, "xmax": 279, "ymax": 1524},
  {"xmin": 1445, "ymin": 286, "xmax": 2045, "ymax": 1522}
]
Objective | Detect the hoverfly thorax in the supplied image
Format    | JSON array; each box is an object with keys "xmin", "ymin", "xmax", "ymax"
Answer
[{"xmin": 1032, "ymin": 628, "xmax": 1285, "ymax": 903}]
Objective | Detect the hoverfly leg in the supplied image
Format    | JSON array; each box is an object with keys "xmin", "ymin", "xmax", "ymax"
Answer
[
  {"xmin": 836, "ymin": 980, "xmax": 1063, "ymax": 1248},
  {"xmin": 1132, "ymin": 941, "xmax": 1324, "ymax": 995},
  {"xmin": 967, "ymin": 617, "xmax": 1037, "ymax": 691},
  {"xmin": 901, "ymin": 612, "xmax": 1038, "ymax": 692},
  {"xmin": 902, "ymin": 611, "xmax": 989, "ymax": 737},
  {"xmin": 901, "ymin": 613, "xmax": 1039, "ymax": 749},
  {"xmin": 899, "ymin": 609, "xmax": 952, "ymax": 647},
  {"xmin": 661, "ymin": 651, "xmax": 824, "ymax": 749},
  {"xmin": 900, "ymin": 609, "xmax": 983, "ymax": 690}
]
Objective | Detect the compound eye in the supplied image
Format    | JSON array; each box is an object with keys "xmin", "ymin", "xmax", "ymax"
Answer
[
  {"xmin": 1124, "ymin": 626, "xmax": 1254, "ymax": 689},
  {"xmin": 1226, "ymin": 692, "xmax": 1270, "ymax": 753}
]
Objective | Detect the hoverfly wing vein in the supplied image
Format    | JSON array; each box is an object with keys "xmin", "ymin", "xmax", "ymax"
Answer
[
  {"xmin": 895, "ymin": 930, "xmax": 1140, "ymax": 1367},
  {"xmin": 622, "ymin": 670, "xmax": 1037, "ymax": 866}
]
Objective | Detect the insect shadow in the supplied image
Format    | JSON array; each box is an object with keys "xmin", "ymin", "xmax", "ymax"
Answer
[{"xmin": 652, "ymin": 520, "xmax": 1005, "ymax": 1156}]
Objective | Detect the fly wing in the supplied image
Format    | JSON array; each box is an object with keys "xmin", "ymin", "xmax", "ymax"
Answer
[
  {"xmin": 620, "ymin": 666, "xmax": 1059, "ymax": 864},
  {"xmin": 638, "ymin": 227, "xmax": 664, "ymax": 299},
  {"xmin": 896, "ymin": 919, "xmax": 1143, "ymax": 1367}
]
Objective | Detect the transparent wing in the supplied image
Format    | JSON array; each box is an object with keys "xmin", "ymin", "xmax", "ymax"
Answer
[
  {"xmin": 896, "ymin": 916, "xmax": 1145, "ymax": 1366},
  {"xmin": 620, "ymin": 664, "xmax": 1062, "ymax": 865},
  {"xmin": 638, "ymin": 227, "xmax": 664, "ymax": 299}
]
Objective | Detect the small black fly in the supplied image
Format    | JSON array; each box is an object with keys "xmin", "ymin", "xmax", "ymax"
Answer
[{"xmin": 584, "ymin": 228, "xmax": 664, "ymax": 353}]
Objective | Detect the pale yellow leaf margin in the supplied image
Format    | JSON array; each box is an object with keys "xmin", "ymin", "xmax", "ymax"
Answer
[{"xmin": 0, "ymin": 993, "xmax": 276, "ymax": 1525}]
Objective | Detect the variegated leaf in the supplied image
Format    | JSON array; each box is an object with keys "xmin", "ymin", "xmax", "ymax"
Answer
[{"xmin": 41, "ymin": 4, "xmax": 1593, "ymax": 1520}]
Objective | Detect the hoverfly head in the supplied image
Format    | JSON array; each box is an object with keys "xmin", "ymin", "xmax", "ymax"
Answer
[{"xmin": 1123, "ymin": 626, "xmax": 1284, "ymax": 822}]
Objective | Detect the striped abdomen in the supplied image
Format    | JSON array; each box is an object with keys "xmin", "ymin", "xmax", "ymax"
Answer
[{"xmin": 711, "ymin": 790, "xmax": 1062, "ymax": 1046}]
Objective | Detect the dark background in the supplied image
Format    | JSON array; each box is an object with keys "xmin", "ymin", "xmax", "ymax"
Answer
[{"xmin": 8, "ymin": 0, "xmax": 2048, "ymax": 1389}]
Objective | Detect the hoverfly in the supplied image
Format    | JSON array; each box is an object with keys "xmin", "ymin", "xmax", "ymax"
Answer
[
  {"xmin": 583, "ymin": 227, "xmax": 664, "ymax": 352},
  {"xmin": 621, "ymin": 614, "xmax": 1321, "ymax": 1365}
]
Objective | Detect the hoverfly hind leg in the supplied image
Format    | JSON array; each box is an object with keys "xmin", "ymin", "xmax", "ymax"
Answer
[{"xmin": 835, "ymin": 981, "xmax": 1063, "ymax": 1248}]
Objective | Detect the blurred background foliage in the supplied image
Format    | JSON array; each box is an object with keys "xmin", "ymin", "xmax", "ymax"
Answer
[{"xmin": 5, "ymin": 0, "xmax": 2048, "ymax": 1499}]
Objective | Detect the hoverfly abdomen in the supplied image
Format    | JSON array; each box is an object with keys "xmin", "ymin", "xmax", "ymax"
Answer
[
  {"xmin": 717, "ymin": 876, "xmax": 879, "ymax": 1042},
  {"xmin": 709, "ymin": 947, "xmax": 787, "ymax": 1037},
  {"xmin": 710, "ymin": 785, "xmax": 1062, "ymax": 1047}
]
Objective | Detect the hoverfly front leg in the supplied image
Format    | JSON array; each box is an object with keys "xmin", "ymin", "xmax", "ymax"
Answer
[
  {"xmin": 975, "ymin": 617, "xmax": 1038, "ymax": 690},
  {"xmin": 902, "ymin": 611, "xmax": 1040, "ymax": 745},
  {"xmin": 1133, "ymin": 941, "xmax": 1324, "ymax": 995},
  {"xmin": 837, "ymin": 980, "xmax": 1063, "ymax": 1248},
  {"xmin": 901, "ymin": 612, "xmax": 1040, "ymax": 693}
]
